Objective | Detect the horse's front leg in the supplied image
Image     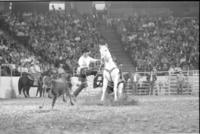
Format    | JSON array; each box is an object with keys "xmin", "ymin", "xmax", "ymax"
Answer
[
  {"xmin": 18, "ymin": 80, "xmax": 22, "ymax": 95},
  {"xmin": 101, "ymin": 75, "xmax": 108, "ymax": 102},
  {"xmin": 113, "ymin": 77, "xmax": 119, "ymax": 101},
  {"xmin": 118, "ymin": 82, "xmax": 124, "ymax": 99}
]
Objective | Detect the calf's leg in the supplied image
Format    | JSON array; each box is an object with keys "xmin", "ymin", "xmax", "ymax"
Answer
[
  {"xmin": 63, "ymin": 94, "xmax": 66, "ymax": 102},
  {"xmin": 51, "ymin": 89, "xmax": 58, "ymax": 109},
  {"xmin": 52, "ymin": 96, "xmax": 57, "ymax": 109}
]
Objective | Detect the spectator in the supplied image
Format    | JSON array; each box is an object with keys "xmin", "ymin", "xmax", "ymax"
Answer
[{"xmin": 176, "ymin": 71, "xmax": 185, "ymax": 95}]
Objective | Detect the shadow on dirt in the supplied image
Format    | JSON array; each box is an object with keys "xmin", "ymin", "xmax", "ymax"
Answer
[
  {"xmin": 34, "ymin": 109, "xmax": 61, "ymax": 113},
  {"xmin": 35, "ymin": 109, "xmax": 52, "ymax": 113},
  {"xmin": 80, "ymin": 94, "xmax": 139, "ymax": 107}
]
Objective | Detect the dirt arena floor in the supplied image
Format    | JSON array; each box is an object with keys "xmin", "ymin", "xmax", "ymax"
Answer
[{"xmin": 0, "ymin": 95, "xmax": 199, "ymax": 134}]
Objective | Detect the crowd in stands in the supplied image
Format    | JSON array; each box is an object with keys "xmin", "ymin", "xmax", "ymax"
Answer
[
  {"xmin": 0, "ymin": 30, "xmax": 40, "ymax": 76},
  {"xmin": 2, "ymin": 10, "xmax": 101, "ymax": 69},
  {"xmin": 0, "ymin": 9, "xmax": 199, "ymax": 76},
  {"xmin": 113, "ymin": 15, "xmax": 199, "ymax": 71}
]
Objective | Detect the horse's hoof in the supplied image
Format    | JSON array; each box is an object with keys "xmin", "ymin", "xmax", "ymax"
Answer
[{"xmin": 98, "ymin": 101, "xmax": 104, "ymax": 105}]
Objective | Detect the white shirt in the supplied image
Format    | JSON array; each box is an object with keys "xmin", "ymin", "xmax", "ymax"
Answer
[
  {"xmin": 78, "ymin": 55, "xmax": 98, "ymax": 69},
  {"xmin": 77, "ymin": 55, "xmax": 98, "ymax": 74}
]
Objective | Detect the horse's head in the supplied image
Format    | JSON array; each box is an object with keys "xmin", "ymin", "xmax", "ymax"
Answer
[{"xmin": 99, "ymin": 44, "xmax": 112, "ymax": 62}]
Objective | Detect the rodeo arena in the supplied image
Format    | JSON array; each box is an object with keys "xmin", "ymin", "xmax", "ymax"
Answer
[{"xmin": 0, "ymin": 1, "xmax": 199, "ymax": 134}]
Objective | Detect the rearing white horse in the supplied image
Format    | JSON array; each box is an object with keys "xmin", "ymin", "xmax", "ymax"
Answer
[{"xmin": 99, "ymin": 44, "xmax": 123, "ymax": 101}]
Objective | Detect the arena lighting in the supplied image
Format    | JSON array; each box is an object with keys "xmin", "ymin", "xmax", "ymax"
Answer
[
  {"xmin": 93, "ymin": 2, "xmax": 106, "ymax": 11},
  {"xmin": 9, "ymin": 2, "xmax": 12, "ymax": 10},
  {"xmin": 49, "ymin": 2, "xmax": 65, "ymax": 10}
]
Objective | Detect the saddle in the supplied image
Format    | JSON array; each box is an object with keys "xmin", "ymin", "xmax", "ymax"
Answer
[
  {"xmin": 22, "ymin": 73, "xmax": 34, "ymax": 81},
  {"xmin": 27, "ymin": 75, "xmax": 34, "ymax": 81},
  {"xmin": 26, "ymin": 73, "xmax": 40, "ymax": 86}
]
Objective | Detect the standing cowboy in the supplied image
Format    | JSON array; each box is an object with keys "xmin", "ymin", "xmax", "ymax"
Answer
[
  {"xmin": 132, "ymin": 72, "xmax": 139, "ymax": 95},
  {"xmin": 72, "ymin": 48, "xmax": 100, "ymax": 97},
  {"xmin": 147, "ymin": 67, "xmax": 157, "ymax": 95},
  {"xmin": 176, "ymin": 71, "xmax": 185, "ymax": 95}
]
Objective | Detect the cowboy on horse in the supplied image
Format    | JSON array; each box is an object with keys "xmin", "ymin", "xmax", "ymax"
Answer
[
  {"xmin": 18, "ymin": 60, "xmax": 42, "ymax": 97},
  {"xmin": 29, "ymin": 60, "xmax": 41, "ymax": 86}
]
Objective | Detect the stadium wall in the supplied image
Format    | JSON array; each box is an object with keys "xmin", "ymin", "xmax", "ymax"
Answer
[
  {"xmin": 12, "ymin": 2, "xmax": 49, "ymax": 14},
  {"xmin": 109, "ymin": 2, "xmax": 199, "ymax": 18},
  {"xmin": 73, "ymin": 2, "xmax": 93, "ymax": 14}
]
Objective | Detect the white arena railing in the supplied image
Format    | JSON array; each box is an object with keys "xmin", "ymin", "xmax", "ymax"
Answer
[
  {"xmin": 0, "ymin": 64, "xmax": 199, "ymax": 98},
  {"xmin": 0, "ymin": 64, "xmax": 20, "ymax": 98},
  {"xmin": 123, "ymin": 70, "xmax": 199, "ymax": 96}
]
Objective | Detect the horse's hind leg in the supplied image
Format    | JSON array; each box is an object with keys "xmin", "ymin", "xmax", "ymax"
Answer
[
  {"xmin": 26, "ymin": 87, "xmax": 31, "ymax": 97},
  {"xmin": 23, "ymin": 88, "xmax": 27, "ymax": 98},
  {"xmin": 18, "ymin": 86, "xmax": 22, "ymax": 95}
]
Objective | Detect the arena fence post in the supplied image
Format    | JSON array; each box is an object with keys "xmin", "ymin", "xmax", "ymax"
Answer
[
  {"xmin": 168, "ymin": 72, "xmax": 171, "ymax": 96},
  {"xmin": 0, "ymin": 65, "xmax": 1, "ymax": 89}
]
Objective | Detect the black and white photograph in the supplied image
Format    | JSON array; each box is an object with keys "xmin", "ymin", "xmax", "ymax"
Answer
[{"xmin": 0, "ymin": 1, "xmax": 199, "ymax": 134}]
